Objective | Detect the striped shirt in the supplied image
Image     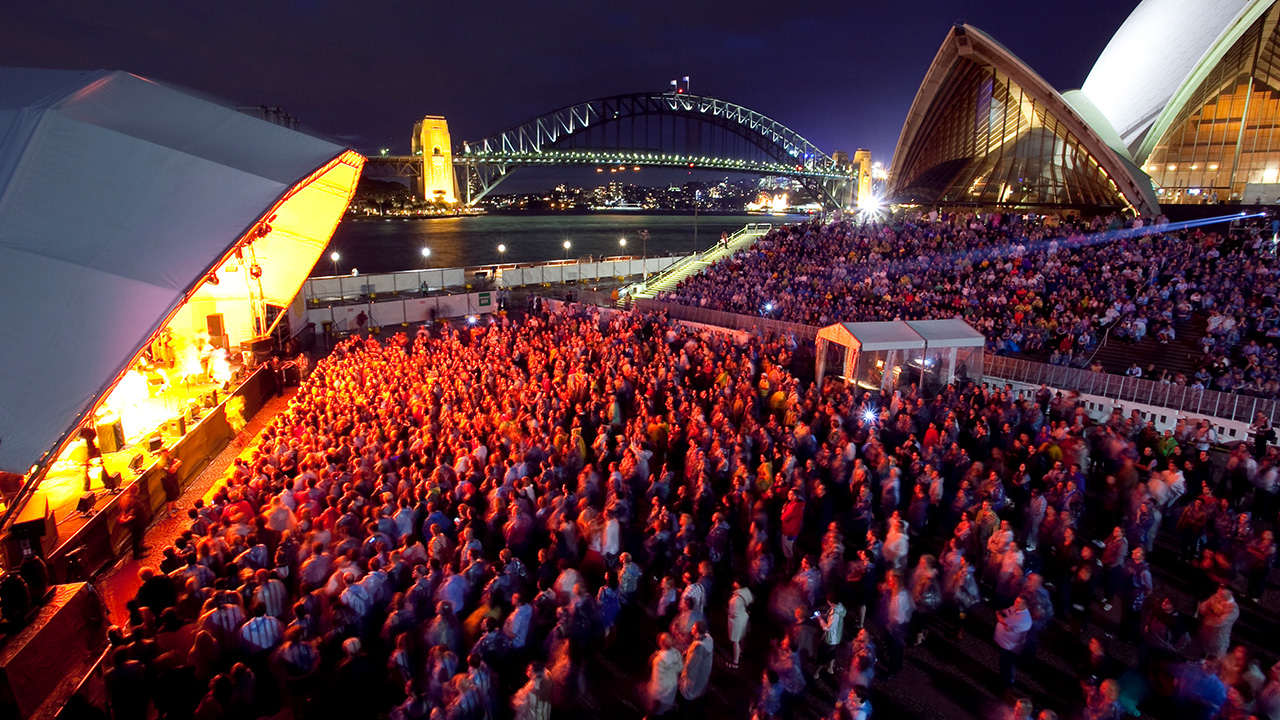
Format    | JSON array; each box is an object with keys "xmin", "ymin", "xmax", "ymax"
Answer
[
  {"xmin": 197, "ymin": 605, "xmax": 244, "ymax": 650},
  {"xmin": 254, "ymin": 579, "xmax": 289, "ymax": 618},
  {"xmin": 239, "ymin": 615, "xmax": 284, "ymax": 654}
]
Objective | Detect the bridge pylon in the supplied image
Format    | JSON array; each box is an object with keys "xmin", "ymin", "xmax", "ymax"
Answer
[{"xmin": 411, "ymin": 116, "xmax": 458, "ymax": 204}]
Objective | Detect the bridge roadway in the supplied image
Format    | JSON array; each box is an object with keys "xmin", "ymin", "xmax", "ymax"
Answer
[{"xmin": 363, "ymin": 150, "xmax": 850, "ymax": 182}]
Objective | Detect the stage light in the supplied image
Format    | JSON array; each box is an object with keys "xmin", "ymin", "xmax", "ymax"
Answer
[
  {"xmin": 249, "ymin": 263, "xmax": 262, "ymax": 279},
  {"xmin": 206, "ymin": 271, "xmax": 219, "ymax": 285}
]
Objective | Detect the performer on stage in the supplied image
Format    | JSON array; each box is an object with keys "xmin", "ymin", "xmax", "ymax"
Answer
[
  {"xmin": 177, "ymin": 334, "xmax": 204, "ymax": 384},
  {"xmin": 198, "ymin": 333, "xmax": 215, "ymax": 378},
  {"xmin": 209, "ymin": 347, "xmax": 233, "ymax": 389},
  {"xmin": 78, "ymin": 423, "xmax": 100, "ymax": 493}
]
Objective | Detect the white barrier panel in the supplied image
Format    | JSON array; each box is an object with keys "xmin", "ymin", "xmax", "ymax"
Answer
[
  {"xmin": 997, "ymin": 378, "xmax": 1252, "ymax": 445},
  {"xmin": 442, "ymin": 268, "xmax": 465, "ymax": 287},
  {"xmin": 304, "ymin": 306, "xmax": 333, "ymax": 329},
  {"xmin": 308, "ymin": 277, "xmax": 343, "ymax": 299},
  {"xmin": 501, "ymin": 268, "xmax": 525, "ymax": 286},
  {"xmin": 419, "ymin": 269, "xmax": 446, "ymax": 289},
  {"xmin": 404, "ymin": 297, "xmax": 436, "ymax": 323},
  {"xmin": 391, "ymin": 271, "xmax": 420, "ymax": 293},
  {"xmin": 366, "ymin": 274, "xmax": 397, "ymax": 294},
  {"xmin": 563, "ymin": 265, "xmax": 580, "ymax": 282},
  {"xmin": 331, "ymin": 304, "xmax": 364, "ymax": 331},
  {"xmin": 437, "ymin": 294, "xmax": 469, "ymax": 318},
  {"xmin": 647, "ymin": 257, "xmax": 675, "ymax": 273},
  {"xmin": 579, "ymin": 262, "xmax": 599, "ymax": 279},
  {"xmin": 370, "ymin": 300, "xmax": 405, "ymax": 326}
]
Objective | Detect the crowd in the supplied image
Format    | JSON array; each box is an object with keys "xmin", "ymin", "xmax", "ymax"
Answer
[
  {"xmin": 660, "ymin": 212, "xmax": 1280, "ymax": 397},
  {"xmin": 100, "ymin": 298, "xmax": 1280, "ymax": 720}
]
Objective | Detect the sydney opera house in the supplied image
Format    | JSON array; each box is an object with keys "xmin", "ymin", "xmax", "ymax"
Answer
[{"xmin": 889, "ymin": 0, "xmax": 1280, "ymax": 213}]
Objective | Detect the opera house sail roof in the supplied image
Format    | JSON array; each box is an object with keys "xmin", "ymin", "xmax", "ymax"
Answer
[
  {"xmin": 1081, "ymin": 0, "xmax": 1256, "ymax": 154},
  {"xmin": 888, "ymin": 24, "xmax": 1158, "ymax": 214},
  {"xmin": 1134, "ymin": 0, "xmax": 1280, "ymax": 203}
]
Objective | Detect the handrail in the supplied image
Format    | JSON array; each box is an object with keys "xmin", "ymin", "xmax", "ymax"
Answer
[{"xmin": 631, "ymin": 223, "xmax": 773, "ymax": 297}]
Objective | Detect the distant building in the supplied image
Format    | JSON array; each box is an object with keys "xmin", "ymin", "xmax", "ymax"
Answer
[
  {"xmin": 411, "ymin": 116, "xmax": 457, "ymax": 203},
  {"xmin": 832, "ymin": 150, "xmax": 849, "ymax": 166}
]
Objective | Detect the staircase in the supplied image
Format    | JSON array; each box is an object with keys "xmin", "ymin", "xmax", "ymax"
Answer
[
  {"xmin": 1078, "ymin": 315, "xmax": 1206, "ymax": 378},
  {"xmin": 629, "ymin": 223, "xmax": 773, "ymax": 299}
]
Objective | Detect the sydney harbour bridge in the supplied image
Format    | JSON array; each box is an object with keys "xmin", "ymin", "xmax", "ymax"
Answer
[{"xmin": 364, "ymin": 91, "xmax": 855, "ymax": 207}]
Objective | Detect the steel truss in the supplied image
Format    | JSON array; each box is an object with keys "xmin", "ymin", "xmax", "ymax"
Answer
[{"xmin": 456, "ymin": 92, "xmax": 853, "ymax": 206}]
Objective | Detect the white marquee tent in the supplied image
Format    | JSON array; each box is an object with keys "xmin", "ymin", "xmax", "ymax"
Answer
[
  {"xmin": 816, "ymin": 319, "xmax": 985, "ymax": 391},
  {"xmin": 0, "ymin": 68, "xmax": 363, "ymax": 477}
]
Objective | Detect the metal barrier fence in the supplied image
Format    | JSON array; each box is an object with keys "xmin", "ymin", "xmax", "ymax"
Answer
[
  {"xmin": 303, "ymin": 256, "xmax": 684, "ymax": 305},
  {"xmin": 984, "ymin": 354, "xmax": 1280, "ymax": 426},
  {"xmin": 633, "ymin": 299, "xmax": 818, "ymax": 340},
  {"xmin": 630, "ymin": 299, "xmax": 1280, "ymax": 427}
]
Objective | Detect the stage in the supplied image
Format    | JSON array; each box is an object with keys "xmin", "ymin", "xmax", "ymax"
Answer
[
  {"xmin": 7, "ymin": 363, "xmax": 277, "ymax": 582},
  {"xmin": 38, "ymin": 369, "xmax": 224, "ymax": 526}
]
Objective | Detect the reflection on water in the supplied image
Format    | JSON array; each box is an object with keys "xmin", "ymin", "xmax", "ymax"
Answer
[{"xmin": 317, "ymin": 213, "xmax": 804, "ymax": 276}]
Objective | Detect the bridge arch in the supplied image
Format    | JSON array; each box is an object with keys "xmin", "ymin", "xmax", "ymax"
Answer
[{"xmin": 456, "ymin": 92, "xmax": 852, "ymax": 206}]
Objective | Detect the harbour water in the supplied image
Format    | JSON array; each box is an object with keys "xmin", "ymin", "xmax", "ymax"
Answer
[{"xmin": 316, "ymin": 212, "xmax": 805, "ymax": 276}]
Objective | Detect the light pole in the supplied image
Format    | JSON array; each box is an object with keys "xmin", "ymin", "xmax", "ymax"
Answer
[
  {"xmin": 420, "ymin": 246, "xmax": 431, "ymax": 265},
  {"xmin": 563, "ymin": 239, "xmax": 571, "ymax": 259},
  {"xmin": 693, "ymin": 190, "xmax": 700, "ymax": 256},
  {"xmin": 641, "ymin": 229, "xmax": 649, "ymax": 281},
  {"xmin": 497, "ymin": 244, "xmax": 506, "ymax": 288},
  {"xmin": 619, "ymin": 237, "xmax": 628, "ymax": 277},
  {"xmin": 330, "ymin": 251, "xmax": 340, "ymax": 276}
]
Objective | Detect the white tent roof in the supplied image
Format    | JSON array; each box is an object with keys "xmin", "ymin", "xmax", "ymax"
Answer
[
  {"xmin": 905, "ymin": 319, "xmax": 986, "ymax": 348},
  {"xmin": 816, "ymin": 321, "xmax": 926, "ymax": 352},
  {"xmin": 0, "ymin": 68, "xmax": 362, "ymax": 475}
]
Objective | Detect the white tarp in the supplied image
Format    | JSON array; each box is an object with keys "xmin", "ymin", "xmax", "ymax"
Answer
[
  {"xmin": 0, "ymin": 68, "xmax": 362, "ymax": 474},
  {"xmin": 817, "ymin": 322, "xmax": 926, "ymax": 352},
  {"xmin": 905, "ymin": 319, "xmax": 987, "ymax": 348}
]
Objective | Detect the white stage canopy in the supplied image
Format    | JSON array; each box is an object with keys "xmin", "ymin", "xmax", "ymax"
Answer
[
  {"xmin": 816, "ymin": 319, "xmax": 985, "ymax": 391},
  {"xmin": 0, "ymin": 68, "xmax": 363, "ymax": 475},
  {"xmin": 904, "ymin": 319, "xmax": 987, "ymax": 348},
  {"xmin": 816, "ymin": 322, "xmax": 927, "ymax": 353}
]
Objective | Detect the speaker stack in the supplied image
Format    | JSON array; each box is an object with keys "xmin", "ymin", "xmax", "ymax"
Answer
[
  {"xmin": 95, "ymin": 419, "xmax": 124, "ymax": 454},
  {"xmin": 165, "ymin": 415, "xmax": 186, "ymax": 437}
]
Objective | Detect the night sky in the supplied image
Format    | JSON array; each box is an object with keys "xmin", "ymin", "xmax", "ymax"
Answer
[{"xmin": 3, "ymin": 1, "xmax": 1138, "ymax": 176}]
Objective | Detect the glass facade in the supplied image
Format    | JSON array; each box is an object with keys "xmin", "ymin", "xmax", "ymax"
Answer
[
  {"xmin": 894, "ymin": 58, "xmax": 1133, "ymax": 209},
  {"xmin": 1144, "ymin": 5, "xmax": 1280, "ymax": 204}
]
